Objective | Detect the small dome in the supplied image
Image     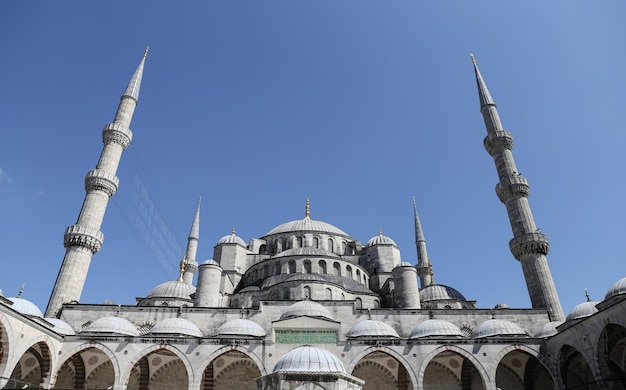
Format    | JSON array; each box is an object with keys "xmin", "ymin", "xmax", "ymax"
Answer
[
  {"xmin": 45, "ymin": 318, "xmax": 76, "ymax": 335},
  {"xmin": 215, "ymin": 319, "xmax": 266, "ymax": 337},
  {"xmin": 7, "ymin": 297, "xmax": 43, "ymax": 317},
  {"xmin": 605, "ymin": 277, "xmax": 626, "ymax": 300},
  {"xmin": 82, "ymin": 317, "xmax": 139, "ymax": 336},
  {"xmin": 148, "ymin": 318, "xmax": 203, "ymax": 337},
  {"xmin": 273, "ymin": 346, "xmax": 346, "ymax": 373},
  {"xmin": 201, "ymin": 259, "xmax": 220, "ymax": 266},
  {"xmin": 420, "ymin": 284, "xmax": 467, "ymax": 302},
  {"xmin": 472, "ymin": 319, "xmax": 528, "ymax": 338},
  {"xmin": 348, "ymin": 320, "xmax": 399, "ymax": 338},
  {"xmin": 366, "ymin": 231, "xmax": 397, "ymax": 247},
  {"xmin": 566, "ymin": 301, "xmax": 599, "ymax": 321},
  {"xmin": 217, "ymin": 230, "xmax": 247, "ymax": 246},
  {"xmin": 409, "ymin": 319, "xmax": 464, "ymax": 338},
  {"xmin": 265, "ymin": 218, "xmax": 349, "ymax": 237},
  {"xmin": 280, "ymin": 300, "xmax": 334, "ymax": 321},
  {"xmin": 146, "ymin": 281, "xmax": 196, "ymax": 299},
  {"xmin": 494, "ymin": 303, "xmax": 509, "ymax": 309},
  {"xmin": 394, "ymin": 262, "xmax": 414, "ymax": 268},
  {"xmin": 535, "ymin": 321, "xmax": 564, "ymax": 338}
]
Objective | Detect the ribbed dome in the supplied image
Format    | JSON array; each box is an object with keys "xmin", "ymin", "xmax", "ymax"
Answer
[
  {"xmin": 148, "ymin": 318, "xmax": 203, "ymax": 337},
  {"xmin": 265, "ymin": 218, "xmax": 349, "ymax": 237},
  {"xmin": 273, "ymin": 247, "xmax": 338, "ymax": 259},
  {"xmin": 472, "ymin": 319, "xmax": 528, "ymax": 338},
  {"xmin": 215, "ymin": 319, "xmax": 266, "ymax": 337},
  {"xmin": 348, "ymin": 320, "xmax": 399, "ymax": 338},
  {"xmin": 45, "ymin": 318, "xmax": 76, "ymax": 335},
  {"xmin": 217, "ymin": 231, "xmax": 247, "ymax": 246},
  {"xmin": 494, "ymin": 303, "xmax": 510, "ymax": 309},
  {"xmin": 535, "ymin": 321, "xmax": 564, "ymax": 338},
  {"xmin": 280, "ymin": 300, "xmax": 334, "ymax": 321},
  {"xmin": 395, "ymin": 262, "xmax": 414, "ymax": 268},
  {"xmin": 82, "ymin": 317, "xmax": 139, "ymax": 336},
  {"xmin": 273, "ymin": 346, "xmax": 346, "ymax": 373},
  {"xmin": 366, "ymin": 232, "xmax": 397, "ymax": 247},
  {"xmin": 566, "ymin": 301, "xmax": 599, "ymax": 321},
  {"xmin": 201, "ymin": 259, "xmax": 220, "ymax": 266},
  {"xmin": 605, "ymin": 277, "xmax": 626, "ymax": 300},
  {"xmin": 420, "ymin": 284, "xmax": 467, "ymax": 302},
  {"xmin": 146, "ymin": 281, "xmax": 196, "ymax": 299},
  {"xmin": 7, "ymin": 297, "xmax": 43, "ymax": 317},
  {"xmin": 409, "ymin": 319, "xmax": 464, "ymax": 338}
]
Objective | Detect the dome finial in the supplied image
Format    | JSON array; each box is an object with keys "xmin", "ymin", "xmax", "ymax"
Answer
[
  {"xmin": 17, "ymin": 283, "xmax": 25, "ymax": 298},
  {"xmin": 585, "ymin": 288, "xmax": 591, "ymax": 302},
  {"xmin": 378, "ymin": 227, "xmax": 382, "ymax": 236},
  {"xmin": 305, "ymin": 197, "xmax": 311, "ymax": 219},
  {"xmin": 231, "ymin": 226, "xmax": 236, "ymax": 235},
  {"xmin": 143, "ymin": 46, "xmax": 150, "ymax": 58},
  {"xmin": 177, "ymin": 257, "xmax": 187, "ymax": 282}
]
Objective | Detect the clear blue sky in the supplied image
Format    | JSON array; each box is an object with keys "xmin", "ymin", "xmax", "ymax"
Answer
[{"xmin": 1, "ymin": 1, "xmax": 624, "ymax": 317}]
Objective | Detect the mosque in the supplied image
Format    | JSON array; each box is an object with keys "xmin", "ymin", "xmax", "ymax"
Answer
[{"xmin": 0, "ymin": 50, "xmax": 625, "ymax": 390}]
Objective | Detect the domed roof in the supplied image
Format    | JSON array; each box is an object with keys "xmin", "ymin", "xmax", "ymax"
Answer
[
  {"xmin": 146, "ymin": 281, "xmax": 196, "ymax": 299},
  {"xmin": 472, "ymin": 319, "xmax": 528, "ymax": 338},
  {"xmin": 394, "ymin": 262, "xmax": 414, "ymax": 268},
  {"xmin": 566, "ymin": 301, "xmax": 599, "ymax": 321},
  {"xmin": 605, "ymin": 277, "xmax": 626, "ymax": 300},
  {"xmin": 215, "ymin": 319, "xmax": 266, "ymax": 337},
  {"xmin": 201, "ymin": 259, "xmax": 220, "ymax": 266},
  {"xmin": 535, "ymin": 321, "xmax": 564, "ymax": 338},
  {"xmin": 366, "ymin": 231, "xmax": 397, "ymax": 247},
  {"xmin": 280, "ymin": 300, "xmax": 334, "ymax": 321},
  {"xmin": 45, "ymin": 318, "xmax": 76, "ymax": 335},
  {"xmin": 82, "ymin": 317, "xmax": 139, "ymax": 336},
  {"xmin": 273, "ymin": 346, "xmax": 346, "ymax": 373},
  {"xmin": 494, "ymin": 303, "xmax": 510, "ymax": 309},
  {"xmin": 7, "ymin": 297, "xmax": 43, "ymax": 317},
  {"xmin": 217, "ymin": 229, "xmax": 247, "ymax": 246},
  {"xmin": 260, "ymin": 273, "xmax": 372, "ymax": 294},
  {"xmin": 148, "ymin": 318, "xmax": 203, "ymax": 337},
  {"xmin": 265, "ymin": 218, "xmax": 349, "ymax": 237},
  {"xmin": 420, "ymin": 284, "xmax": 467, "ymax": 302},
  {"xmin": 347, "ymin": 320, "xmax": 399, "ymax": 338},
  {"xmin": 273, "ymin": 247, "xmax": 339, "ymax": 259},
  {"xmin": 409, "ymin": 319, "xmax": 464, "ymax": 338}
]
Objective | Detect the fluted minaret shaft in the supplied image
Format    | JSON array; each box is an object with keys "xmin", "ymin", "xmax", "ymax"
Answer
[
  {"xmin": 413, "ymin": 198, "xmax": 432, "ymax": 288},
  {"xmin": 183, "ymin": 197, "xmax": 201, "ymax": 284},
  {"xmin": 472, "ymin": 55, "xmax": 564, "ymax": 321},
  {"xmin": 45, "ymin": 50, "xmax": 148, "ymax": 317}
]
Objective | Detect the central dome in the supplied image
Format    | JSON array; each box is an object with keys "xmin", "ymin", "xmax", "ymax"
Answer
[{"xmin": 264, "ymin": 218, "xmax": 349, "ymax": 237}]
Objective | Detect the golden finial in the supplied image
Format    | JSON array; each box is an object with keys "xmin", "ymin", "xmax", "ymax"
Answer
[
  {"xmin": 143, "ymin": 46, "xmax": 150, "ymax": 58},
  {"xmin": 428, "ymin": 263, "xmax": 435, "ymax": 284},
  {"xmin": 470, "ymin": 52, "xmax": 476, "ymax": 65},
  {"xmin": 305, "ymin": 197, "xmax": 310, "ymax": 219},
  {"xmin": 177, "ymin": 257, "xmax": 186, "ymax": 282}
]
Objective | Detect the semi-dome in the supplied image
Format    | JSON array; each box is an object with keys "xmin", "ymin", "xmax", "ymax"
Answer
[
  {"xmin": 45, "ymin": 318, "xmax": 76, "ymax": 335},
  {"xmin": 82, "ymin": 317, "xmax": 139, "ymax": 336},
  {"xmin": 217, "ymin": 229, "xmax": 247, "ymax": 246},
  {"xmin": 265, "ymin": 218, "xmax": 349, "ymax": 237},
  {"xmin": 215, "ymin": 319, "xmax": 266, "ymax": 337},
  {"xmin": 420, "ymin": 284, "xmax": 467, "ymax": 302},
  {"xmin": 148, "ymin": 318, "xmax": 203, "ymax": 337},
  {"xmin": 273, "ymin": 346, "xmax": 346, "ymax": 373},
  {"xmin": 273, "ymin": 247, "xmax": 339, "ymax": 259},
  {"xmin": 280, "ymin": 300, "xmax": 334, "ymax": 321},
  {"xmin": 7, "ymin": 297, "xmax": 43, "ymax": 317},
  {"xmin": 566, "ymin": 301, "xmax": 599, "ymax": 321},
  {"xmin": 605, "ymin": 277, "xmax": 626, "ymax": 300},
  {"xmin": 146, "ymin": 281, "xmax": 196, "ymax": 299},
  {"xmin": 366, "ymin": 231, "xmax": 397, "ymax": 247},
  {"xmin": 409, "ymin": 319, "xmax": 464, "ymax": 338},
  {"xmin": 348, "ymin": 320, "xmax": 399, "ymax": 338},
  {"xmin": 472, "ymin": 319, "xmax": 529, "ymax": 338},
  {"xmin": 535, "ymin": 321, "xmax": 564, "ymax": 338}
]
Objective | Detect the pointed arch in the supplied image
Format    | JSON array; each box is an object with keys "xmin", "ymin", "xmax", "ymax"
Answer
[
  {"xmin": 8, "ymin": 340, "xmax": 52, "ymax": 389},
  {"xmin": 347, "ymin": 346, "xmax": 417, "ymax": 390},
  {"xmin": 53, "ymin": 344, "xmax": 119, "ymax": 390},
  {"xmin": 491, "ymin": 345, "xmax": 555, "ymax": 390},
  {"xmin": 597, "ymin": 323, "xmax": 626, "ymax": 388},
  {"xmin": 122, "ymin": 343, "xmax": 194, "ymax": 390},
  {"xmin": 559, "ymin": 344, "xmax": 600, "ymax": 390},
  {"xmin": 418, "ymin": 345, "xmax": 488, "ymax": 390},
  {"xmin": 192, "ymin": 346, "xmax": 266, "ymax": 390}
]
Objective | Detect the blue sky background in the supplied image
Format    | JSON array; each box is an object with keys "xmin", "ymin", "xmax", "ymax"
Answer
[{"xmin": 1, "ymin": 1, "xmax": 624, "ymax": 317}]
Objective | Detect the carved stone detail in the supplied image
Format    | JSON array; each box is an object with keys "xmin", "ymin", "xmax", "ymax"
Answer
[
  {"xmin": 102, "ymin": 123, "xmax": 133, "ymax": 149},
  {"xmin": 495, "ymin": 175, "xmax": 530, "ymax": 203},
  {"xmin": 509, "ymin": 232, "xmax": 550, "ymax": 260},
  {"xmin": 484, "ymin": 130, "xmax": 513, "ymax": 156},
  {"xmin": 84, "ymin": 169, "xmax": 119, "ymax": 197},
  {"xmin": 64, "ymin": 225, "xmax": 104, "ymax": 253}
]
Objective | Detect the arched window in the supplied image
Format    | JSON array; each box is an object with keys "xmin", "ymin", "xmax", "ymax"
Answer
[
  {"xmin": 327, "ymin": 239, "xmax": 334, "ymax": 253},
  {"xmin": 319, "ymin": 260, "xmax": 327, "ymax": 274},
  {"xmin": 346, "ymin": 265, "xmax": 353, "ymax": 279},
  {"xmin": 325, "ymin": 288, "xmax": 332, "ymax": 300},
  {"xmin": 342, "ymin": 241, "xmax": 347, "ymax": 254},
  {"xmin": 275, "ymin": 239, "xmax": 281, "ymax": 253},
  {"xmin": 274, "ymin": 262, "xmax": 281, "ymax": 275},
  {"xmin": 355, "ymin": 298, "xmax": 363, "ymax": 309},
  {"xmin": 303, "ymin": 286, "xmax": 311, "ymax": 299},
  {"xmin": 356, "ymin": 269, "xmax": 361, "ymax": 281},
  {"xmin": 333, "ymin": 262, "xmax": 341, "ymax": 276},
  {"xmin": 303, "ymin": 260, "xmax": 311, "ymax": 274},
  {"xmin": 297, "ymin": 236, "xmax": 303, "ymax": 248},
  {"xmin": 313, "ymin": 237, "xmax": 319, "ymax": 248},
  {"xmin": 288, "ymin": 260, "xmax": 296, "ymax": 274},
  {"xmin": 283, "ymin": 238, "xmax": 288, "ymax": 250}
]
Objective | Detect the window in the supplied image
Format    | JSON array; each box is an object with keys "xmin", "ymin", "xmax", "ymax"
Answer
[
  {"xmin": 304, "ymin": 260, "xmax": 312, "ymax": 274},
  {"xmin": 319, "ymin": 260, "xmax": 327, "ymax": 274}
]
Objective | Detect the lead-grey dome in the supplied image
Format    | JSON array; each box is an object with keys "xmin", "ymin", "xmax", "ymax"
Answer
[
  {"xmin": 7, "ymin": 297, "xmax": 43, "ymax": 317},
  {"xmin": 348, "ymin": 320, "xmax": 399, "ymax": 338},
  {"xmin": 472, "ymin": 319, "xmax": 528, "ymax": 338},
  {"xmin": 146, "ymin": 281, "xmax": 196, "ymax": 299},
  {"xmin": 215, "ymin": 319, "xmax": 266, "ymax": 337},
  {"xmin": 566, "ymin": 301, "xmax": 599, "ymax": 321},
  {"xmin": 420, "ymin": 284, "xmax": 467, "ymax": 302},
  {"xmin": 273, "ymin": 247, "xmax": 339, "ymax": 259},
  {"xmin": 366, "ymin": 232, "xmax": 397, "ymax": 247},
  {"xmin": 273, "ymin": 346, "xmax": 346, "ymax": 373},
  {"xmin": 148, "ymin": 318, "xmax": 203, "ymax": 337},
  {"xmin": 45, "ymin": 318, "xmax": 76, "ymax": 335},
  {"xmin": 82, "ymin": 317, "xmax": 139, "ymax": 336},
  {"xmin": 409, "ymin": 319, "xmax": 464, "ymax": 338},
  {"xmin": 280, "ymin": 300, "xmax": 334, "ymax": 321},
  {"xmin": 201, "ymin": 259, "xmax": 220, "ymax": 266},
  {"xmin": 217, "ymin": 231, "xmax": 247, "ymax": 246},
  {"xmin": 605, "ymin": 277, "xmax": 626, "ymax": 300},
  {"xmin": 265, "ymin": 218, "xmax": 349, "ymax": 237},
  {"xmin": 535, "ymin": 321, "xmax": 564, "ymax": 338}
]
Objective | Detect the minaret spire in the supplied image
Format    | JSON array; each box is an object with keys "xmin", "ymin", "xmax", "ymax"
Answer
[
  {"xmin": 472, "ymin": 55, "xmax": 564, "ymax": 321},
  {"xmin": 182, "ymin": 197, "xmax": 201, "ymax": 284},
  {"xmin": 45, "ymin": 50, "xmax": 148, "ymax": 318},
  {"xmin": 413, "ymin": 197, "xmax": 432, "ymax": 288}
]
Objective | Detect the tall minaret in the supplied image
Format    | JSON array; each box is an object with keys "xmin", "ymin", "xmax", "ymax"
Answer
[
  {"xmin": 471, "ymin": 55, "xmax": 564, "ymax": 321},
  {"xmin": 182, "ymin": 197, "xmax": 201, "ymax": 284},
  {"xmin": 46, "ymin": 49, "xmax": 148, "ymax": 317},
  {"xmin": 413, "ymin": 197, "xmax": 433, "ymax": 288}
]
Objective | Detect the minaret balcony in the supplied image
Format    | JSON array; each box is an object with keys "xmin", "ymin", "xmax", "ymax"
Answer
[
  {"xmin": 484, "ymin": 130, "xmax": 513, "ymax": 156},
  {"xmin": 495, "ymin": 175, "xmax": 530, "ymax": 202},
  {"xmin": 63, "ymin": 225, "xmax": 104, "ymax": 253},
  {"xmin": 102, "ymin": 123, "xmax": 133, "ymax": 149},
  {"xmin": 85, "ymin": 169, "xmax": 119, "ymax": 197},
  {"xmin": 509, "ymin": 232, "xmax": 549, "ymax": 260}
]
